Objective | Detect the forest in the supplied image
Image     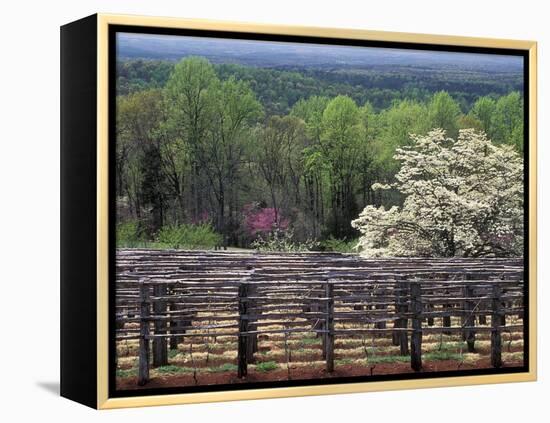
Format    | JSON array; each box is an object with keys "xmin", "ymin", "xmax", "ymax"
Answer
[{"xmin": 115, "ymin": 56, "xmax": 524, "ymax": 254}]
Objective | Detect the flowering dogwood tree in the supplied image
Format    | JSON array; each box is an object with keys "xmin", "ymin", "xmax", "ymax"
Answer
[{"xmin": 351, "ymin": 129, "xmax": 523, "ymax": 257}]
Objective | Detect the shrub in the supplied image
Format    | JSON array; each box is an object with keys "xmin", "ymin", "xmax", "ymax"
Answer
[
  {"xmin": 116, "ymin": 220, "xmax": 145, "ymax": 248},
  {"xmin": 157, "ymin": 223, "xmax": 222, "ymax": 249},
  {"xmin": 321, "ymin": 236, "xmax": 360, "ymax": 253},
  {"xmin": 251, "ymin": 229, "xmax": 318, "ymax": 252}
]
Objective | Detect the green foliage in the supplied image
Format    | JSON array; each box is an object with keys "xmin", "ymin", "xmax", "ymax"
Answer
[
  {"xmin": 116, "ymin": 56, "xmax": 525, "ymax": 250},
  {"xmin": 255, "ymin": 115, "xmax": 307, "ymax": 235},
  {"xmin": 321, "ymin": 236, "xmax": 359, "ymax": 253},
  {"xmin": 255, "ymin": 361, "xmax": 279, "ymax": 372},
  {"xmin": 119, "ymin": 59, "xmax": 523, "ymax": 114},
  {"xmin": 428, "ymin": 91, "xmax": 462, "ymax": 137},
  {"xmin": 374, "ymin": 99, "xmax": 430, "ymax": 177},
  {"xmin": 117, "ymin": 89, "xmax": 165, "ymax": 234},
  {"xmin": 469, "ymin": 92, "xmax": 524, "ymax": 151},
  {"xmin": 162, "ymin": 57, "xmax": 263, "ymax": 231},
  {"xmin": 116, "ymin": 221, "xmax": 145, "ymax": 248},
  {"xmin": 117, "ymin": 59, "xmax": 174, "ymax": 95},
  {"xmin": 492, "ymin": 92, "xmax": 524, "ymax": 151},
  {"xmin": 291, "ymin": 95, "xmax": 329, "ymax": 141},
  {"xmin": 469, "ymin": 96, "xmax": 496, "ymax": 134},
  {"xmin": 251, "ymin": 230, "xmax": 318, "ymax": 252},
  {"xmin": 157, "ymin": 224, "xmax": 222, "ymax": 249},
  {"xmin": 322, "ymin": 96, "xmax": 361, "ymax": 143}
]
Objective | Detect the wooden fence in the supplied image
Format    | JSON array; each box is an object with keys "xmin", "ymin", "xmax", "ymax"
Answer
[{"xmin": 115, "ymin": 250, "xmax": 524, "ymax": 386}]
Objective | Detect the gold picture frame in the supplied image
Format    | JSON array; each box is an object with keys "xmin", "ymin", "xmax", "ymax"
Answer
[{"xmin": 61, "ymin": 13, "xmax": 537, "ymax": 409}]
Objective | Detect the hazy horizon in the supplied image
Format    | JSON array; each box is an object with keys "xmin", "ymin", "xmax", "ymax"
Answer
[{"xmin": 116, "ymin": 32, "xmax": 524, "ymax": 72}]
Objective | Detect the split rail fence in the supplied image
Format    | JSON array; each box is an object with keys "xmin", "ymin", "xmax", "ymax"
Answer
[{"xmin": 115, "ymin": 250, "xmax": 524, "ymax": 386}]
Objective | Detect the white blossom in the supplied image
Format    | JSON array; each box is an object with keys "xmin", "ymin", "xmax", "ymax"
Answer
[{"xmin": 352, "ymin": 129, "xmax": 523, "ymax": 257}]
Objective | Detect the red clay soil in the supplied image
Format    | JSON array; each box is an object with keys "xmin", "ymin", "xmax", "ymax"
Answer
[{"xmin": 116, "ymin": 358, "xmax": 523, "ymax": 390}]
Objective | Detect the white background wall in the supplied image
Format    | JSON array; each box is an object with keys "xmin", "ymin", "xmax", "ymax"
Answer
[{"xmin": 0, "ymin": 0, "xmax": 547, "ymax": 420}]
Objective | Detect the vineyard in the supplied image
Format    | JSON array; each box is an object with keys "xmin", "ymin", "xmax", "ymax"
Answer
[{"xmin": 115, "ymin": 249, "xmax": 525, "ymax": 389}]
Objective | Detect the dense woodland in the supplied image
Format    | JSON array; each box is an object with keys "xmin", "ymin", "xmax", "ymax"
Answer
[{"xmin": 116, "ymin": 57, "xmax": 524, "ymax": 251}]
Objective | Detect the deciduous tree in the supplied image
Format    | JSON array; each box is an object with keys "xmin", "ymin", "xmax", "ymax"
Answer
[{"xmin": 352, "ymin": 129, "xmax": 523, "ymax": 257}]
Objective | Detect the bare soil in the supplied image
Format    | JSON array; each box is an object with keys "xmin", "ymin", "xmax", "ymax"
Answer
[{"xmin": 116, "ymin": 357, "xmax": 523, "ymax": 390}]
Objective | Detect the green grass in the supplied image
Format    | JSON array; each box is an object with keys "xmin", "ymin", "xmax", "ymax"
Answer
[
  {"xmin": 116, "ymin": 368, "xmax": 137, "ymax": 378},
  {"xmin": 302, "ymin": 337, "xmax": 322, "ymax": 345},
  {"xmin": 302, "ymin": 332, "xmax": 318, "ymax": 339},
  {"xmin": 155, "ymin": 365, "xmax": 195, "ymax": 374},
  {"xmin": 367, "ymin": 355, "xmax": 411, "ymax": 364},
  {"xmin": 335, "ymin": 358, "xmax": 354, "ymax": 365},
  {"xmin": 208, "ymin": 363, "xmax": 239, "ymax": 373},
  {"xmin": 255, "ymin": 361, "xmax": 279, "ymax": 372},
  {"xmin": 423, "ymin": 351, "xmax": 463, "ymax": 361},
  {"xmin": 116, "ymin": 221, "xmax": 146, "ymax": 248},
  {"xmin": 168, "ymin": 349, "xmax": 181, "ymax": 359}
]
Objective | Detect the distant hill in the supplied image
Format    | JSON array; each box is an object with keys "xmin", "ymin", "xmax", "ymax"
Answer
[
  {"xmin": 116, "ymin": 32, "xmax": 523, "ymax": 73},
  {"xmin": 115, "ymin": 33, "xmax": 524, "ymax": 115}
]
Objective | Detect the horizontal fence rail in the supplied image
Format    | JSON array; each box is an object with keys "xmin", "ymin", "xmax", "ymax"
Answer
[{"xmin": 114, "ymin": 250, "xmax": 524, "ymax": 386}]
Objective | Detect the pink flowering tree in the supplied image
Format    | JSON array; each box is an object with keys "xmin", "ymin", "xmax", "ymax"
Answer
[{"xmin": 243, "ymin": 204, "xmax": 289, "ymax": 237}]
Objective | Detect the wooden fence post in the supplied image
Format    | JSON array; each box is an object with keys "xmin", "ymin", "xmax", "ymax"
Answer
[
  {"xmin": 375, "ymin": 286, "xmax": 387, "ymax": 333},
  {"xmin": 392, "ymin": 278, "xmax": 409, "ymax": 355},
  {"xmin": 138, "ymin": 280, "xmax": 151, "ymax": 386},
  {"xmin": 461, "ymin": 276, "xmax": 468, "ymax": 341},
  {"xmin": 246, "ymin": 267, "xmax": 257, "ymax": 363},
  {"xmin": 426, "ymin": 275, "xmax": 434, "ymax": 327},
  {"xmin": 321, "ymin": 279, "xmax": 327, "ymax": 358},
  {"xmin": 392, "ymin": 279, "xmax": 399, "ymax": 347},
  {"xmin": 325, "ymin": 281, "xmax": 335, "ymax": 373},
  {"xmin": 463, "ymin": 284, "xmax": 476, "ymax": 353},
  {"xmin": 478, "ymin": 277, "xmax": 487, "ymax": 325},
  {"xmin": 501, "ymin": 274, "xmax": 512, "ymax": 325},
  {"xmin": 153, "ymin": 284, "xmax": 168, "ymax": 367},
  {"xmin": 237, "ymin": 281, "xmax": 249, "ymax": 378},
  {"xmin": 410, "ymin": 281, "xmax": 422, "ymax": 372},
  {"xmin": 169, "ymin": 296, "xmax": 181, "ymax": 350},
  {"xmin": 443, "ymin": 288, "xmax": 451, "ymax": 336},
  {"xmin": 491, "ymin": 284, "xmax": 503, "ymax": 368}
]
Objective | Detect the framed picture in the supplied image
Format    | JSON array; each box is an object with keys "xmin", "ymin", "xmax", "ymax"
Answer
[{"xmin": 60, "ymin": 13, "xmax": 537, "ymax": 409}]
